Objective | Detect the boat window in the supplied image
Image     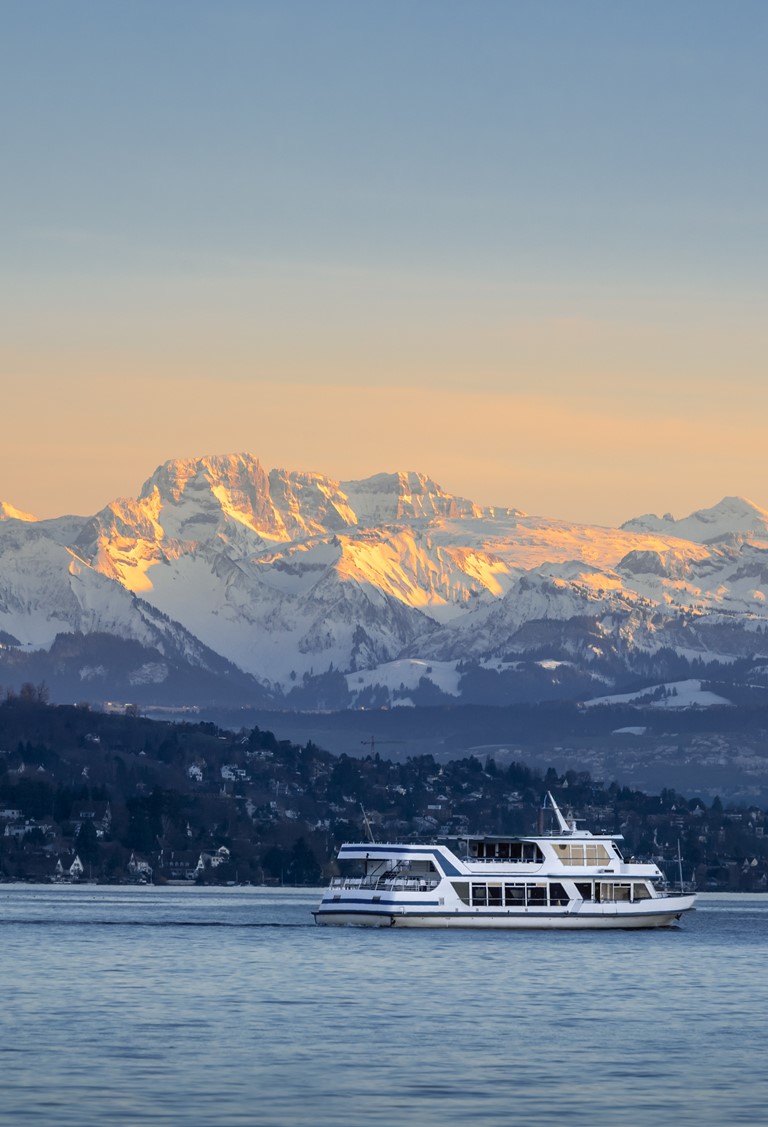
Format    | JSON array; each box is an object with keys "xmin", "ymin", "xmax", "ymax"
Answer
[
  {"xmin": 599, "ymin": 882, "xmax": 631, "ymax": 902},
  {"xmin": 339, "ymin": 859, "xmax": 368, "ymax": 880},
  {"xmin": 575, "ymin": 882, "xmax": 593, "ymax": 901},
  {"xmin": 472, "ymin": 881, "xmax": 569, "ymax": 907},
  {"xmin": 451, "ymin": 882, "xmax": 470, "ymax": 905},
  {"xmin": 469, "ymin": 841, "xmax": 544, "ymax": 862},
  {"xmin": 409, "ymin": 860, "xmax": 437, "ymax": 875},
  {"xmin": 508, "ymin": 842, "xmax": 544, "ymax": 863},
  {"xmin": 554, "ymin": 843, "xmax": 611, "ymax": 866},
  {"xmin": 504, "ymin": 883, "xmax": 525, "ymax": 905},
  {"xmin": 549, "ymin": 882, "xmax": 569, "ymax": 906},
  {"xmin": 633, "ymin": 883, "xmax": 652, "ymax": 900}
]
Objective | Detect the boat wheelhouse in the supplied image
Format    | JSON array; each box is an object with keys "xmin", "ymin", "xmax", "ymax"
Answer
[{"xmin": 313, "ymin": 793, "xmax": 695, "ymax": 929}]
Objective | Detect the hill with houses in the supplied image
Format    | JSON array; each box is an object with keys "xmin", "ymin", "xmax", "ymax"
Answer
[{"xmin": 1, "ymin": 696, "xmax": 767, "ymax": 892}]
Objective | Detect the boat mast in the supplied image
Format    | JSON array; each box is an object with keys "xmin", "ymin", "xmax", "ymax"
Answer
[
  {"xmin": 360, "ymin": 804, "xmax": 376, "ymax": 844},
  {"xmin": 543, "ymin": 791, "xmax": 574, "ymax": 834}
]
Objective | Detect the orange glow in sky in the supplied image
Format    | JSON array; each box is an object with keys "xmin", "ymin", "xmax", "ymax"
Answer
[{"xmin": 2, "ymin": 3, "xmax": 767, "ymax": 526}]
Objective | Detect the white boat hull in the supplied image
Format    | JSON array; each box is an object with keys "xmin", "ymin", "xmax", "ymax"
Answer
[{"xmin": 314, "ymin": 896, "xmax": 695, "ymax": 930}]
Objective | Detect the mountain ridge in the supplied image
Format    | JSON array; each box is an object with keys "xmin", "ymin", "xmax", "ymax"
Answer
[{"xmin": 3, "ymin": 453, "xmax": 768, "ymax": 709}]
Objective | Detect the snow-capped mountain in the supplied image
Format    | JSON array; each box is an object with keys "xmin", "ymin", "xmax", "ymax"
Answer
[
  {"xmin": 621, "ymin": 496, "xmax": 768, "ymax": 545},
  {"xmin": 3, "ymin": 454, "xmax": 768, "ymax": 708},
  {"xmin": 0, "ymin": 501, "xmax": 37, "ymax": 523}
]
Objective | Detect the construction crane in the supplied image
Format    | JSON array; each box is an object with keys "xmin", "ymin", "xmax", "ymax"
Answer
[{"xmin": 360, "ymin": 736, "xmax": 403, "ymax": 753}]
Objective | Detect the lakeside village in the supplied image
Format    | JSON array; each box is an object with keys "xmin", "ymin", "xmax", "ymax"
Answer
[{"xmin": 1, "ymin": 694, "xmax": 768, "ymax": 891}]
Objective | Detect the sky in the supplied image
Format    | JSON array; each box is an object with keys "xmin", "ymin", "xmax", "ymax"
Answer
[{"xmin": 2, "ymin": 1, "xmax": 767, "ymax": 526}]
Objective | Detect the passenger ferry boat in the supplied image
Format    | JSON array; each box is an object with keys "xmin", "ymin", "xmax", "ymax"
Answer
[{"xmin": 314, "ymin": 794, "xmax": 695, "ymax": 929}]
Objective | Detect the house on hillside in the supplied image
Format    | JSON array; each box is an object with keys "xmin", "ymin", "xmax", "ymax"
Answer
[
  {"xmin": 157, "ymin": 849, "xmax": 199, "ymax": 881},
  {"xmin": 127, "ymin": 852, "xmax": 153, "ymax": 882},
  {"xmin": 194, "ymin": 845, "xmax": 231, "ymax": 877},
  {"xmin": 74, "ymin": 802, "xmax": 112, "ymax": 838},
  {"xmin": 54, "ymin": 854, "xmax": 85, "ymax": 881}
]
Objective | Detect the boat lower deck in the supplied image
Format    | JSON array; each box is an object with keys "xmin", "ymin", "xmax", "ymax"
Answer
[{"xmin": 313, "ymin": 895, "xmax": 694, "ymax": 929}]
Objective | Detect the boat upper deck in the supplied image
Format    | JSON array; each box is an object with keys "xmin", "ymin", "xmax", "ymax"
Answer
[
  {"xmin": 334, "ymin": 794, "xmax": 663, "ymax": 881},
  {"xmin": 336, "ymin": 838, "xmax": 661, "ymax": 881}
]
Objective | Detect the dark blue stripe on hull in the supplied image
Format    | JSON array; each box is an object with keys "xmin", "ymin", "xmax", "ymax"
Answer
[{"xmin": 315, "ymin": 906, "xmax": 683, "ymax": 922}]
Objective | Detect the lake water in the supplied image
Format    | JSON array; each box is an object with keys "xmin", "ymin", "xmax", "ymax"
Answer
[{"xmin": 1, "ymin": 886, "xmax": 766, "ymax": 1126}]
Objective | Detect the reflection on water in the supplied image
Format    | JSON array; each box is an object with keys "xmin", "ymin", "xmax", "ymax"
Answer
[{"xmin": 0, "ymin": 888, "xmax": 766, "ymax": 1126}]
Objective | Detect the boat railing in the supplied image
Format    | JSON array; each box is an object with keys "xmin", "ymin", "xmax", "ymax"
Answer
[
  {"xmin": 328, "ymin": 875, "xmax": 441, "ymax": 892},
  {"xmin": 468, "ymin": 857, "xmax": 542, "ymax": 865}
]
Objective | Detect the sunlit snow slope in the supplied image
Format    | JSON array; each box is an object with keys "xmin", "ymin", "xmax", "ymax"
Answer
[{"xmin": 4, "ymin": 454, "xmax": 768, "ymax": 705}]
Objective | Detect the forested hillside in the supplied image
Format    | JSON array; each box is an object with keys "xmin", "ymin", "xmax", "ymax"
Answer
[{"xmin": 0, "ymin": 694, "xmax": 765, "ymax": 891}]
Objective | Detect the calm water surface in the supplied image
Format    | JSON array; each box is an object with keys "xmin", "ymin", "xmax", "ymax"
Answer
[{"xmin": 1, "ymin": 886, "xmax": 766, "ymax": 1126}]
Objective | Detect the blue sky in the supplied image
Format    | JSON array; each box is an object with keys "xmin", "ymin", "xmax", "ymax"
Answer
[{"xmin": 2, "ymin": 1, "xmax": 767, "ymax": 522}]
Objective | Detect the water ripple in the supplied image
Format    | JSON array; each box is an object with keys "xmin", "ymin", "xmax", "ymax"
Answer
[{"xmin": 0, "ymin": 889, "xmax": 766, "ymax": 1127}]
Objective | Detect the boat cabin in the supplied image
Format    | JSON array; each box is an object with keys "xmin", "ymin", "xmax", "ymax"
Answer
[
  {"xmin": 460, "ymin": 835, "xmax": 624, "ymax": 866},
  {"xmin": 466, "ymin": 838, "xmax": 544, "ymax": 862}
]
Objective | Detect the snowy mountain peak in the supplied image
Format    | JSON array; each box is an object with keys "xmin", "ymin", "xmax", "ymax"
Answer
[
  {"xmin": 341, "ymin": 470, "xmax": 484, "ymax": 525},
  {"xmin": 266, "ymin": 468, "xmax": 358, "ymax": 532},
  {"xmin": 71, "ymin": 454, "xmax": 363, "ymax": 594},
  {"xmin": 617, "ymin": 547, "xmax": 697, "ymax": 581},
  {"xmin": 0, "ymin": 501, "xmax": 37, "ymax": 522},
  {"xmin": 621, "ymin": 495, "xmax": 768, "ymax": 545},
  {"xmin": 131, "ymin": 453, "xmax": 355, "ymax": 541},
  {"xmin": 138, "ymin": 453, "xmax": 278, "ymax": 536}
]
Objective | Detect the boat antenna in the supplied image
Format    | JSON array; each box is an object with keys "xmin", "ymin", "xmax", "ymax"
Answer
[
  {"xmin": 677, "ymin": 838, "xmax": 684, "ymax": 892},
  {"xmin": 544, "ymin": 791, "xmax": 573, "ymax": 834},
  {"xmin": 360, "ymin": 804, "xmax": 376, "ymax": 844}
]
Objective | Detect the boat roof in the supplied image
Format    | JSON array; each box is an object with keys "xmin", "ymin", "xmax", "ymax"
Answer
[{"xmin": 454, "ymin": 831, "xmax": 624, "ymax": 843}]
